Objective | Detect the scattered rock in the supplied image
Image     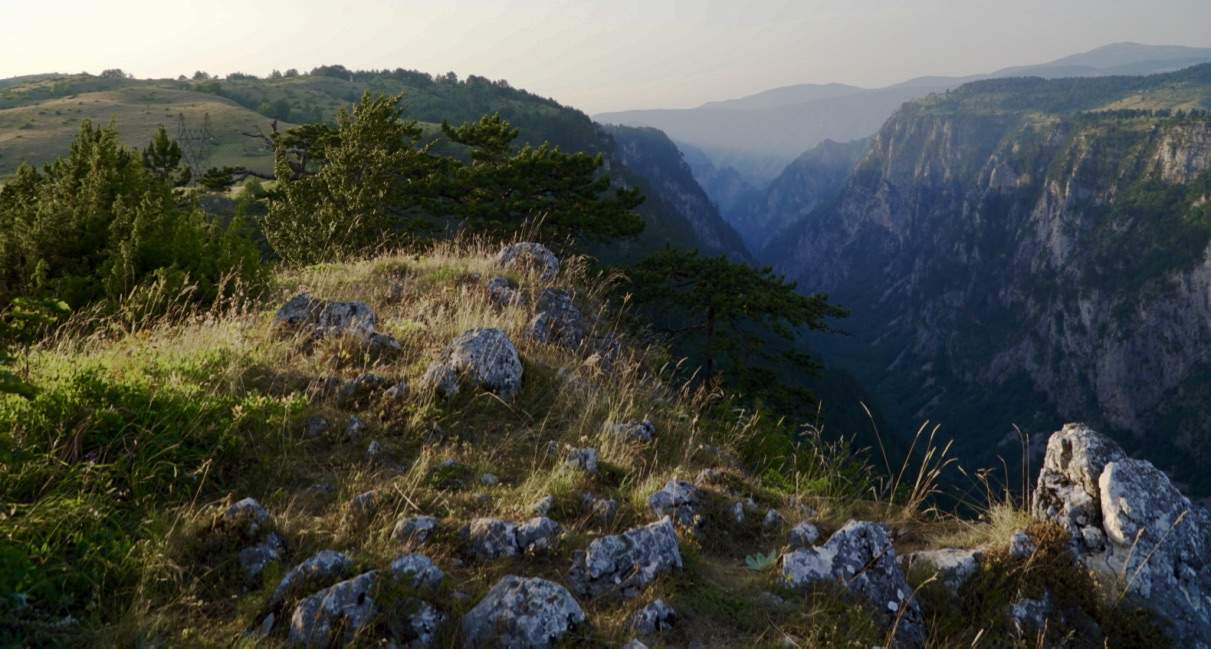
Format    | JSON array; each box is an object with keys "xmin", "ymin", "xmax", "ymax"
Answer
[
  {"xmin": 763, "ymin": 509, "xmax": 785, "ymax": 530},
  {"xmin": 349, "ymin": 491, "xmax": 378, "ymax": 519},
  {"xmin": 423, "ymin": 328, "xmax": 524, "ymax": 400},
  {"xmin": 516, "ymin": 517, "xmax": 562, "ymax": 555},
  {"xmin": 481, "ymin": 473, "xmax": 500, "ymax": 486},
  {"xmin": 901, "ymin": 548, "xmax": 983, "ymax": 592},
  {"xmin": 647, "ymin": 480, "xmax": 703, "ymax": 532},
  {"xmin": 532, "ymin": 495, "xmax": 555, "ymax": 517},
  {"xmin": 223, "ymin": 497, "xmax": 271, "ymax": 540},
  {"xmin": 788, "ymin": 521, "xmax": 820, "ymax": 549},
  {"xmin": 462, "ymin": 575, "xmax": 585, "ymax": 649},
  {"xmin": 270, "ymin": 550, "xmax": 353, "ymax": 608},
  {"xmin": 781, "ymin": 520, "xmax": 924, "ymax": 648},
  {"xmin": 527, "ymin": 288, "xmax": 586, "ymax": 349},
  {"xmin": 239, "ymin": 532, "xmax": 285, "ymax": 581},
  {"xmin": 393, "ymin": 515, "xmax": 439, "ymax": 547},
  {"xmin": 569, "ymin": 518, "xmax": 683, "ymax": 599},
  {"xmin": 497, "ymin": 242, "xmax": 560, "ymax": 281},
  {"xmin": 382, "ymin": 381, "xmax": 409, "ymax": 403},
  {"xmin": 465, "ymin": 518, "xmax": 520, "ymax": 561},
  {"xmin": 611, "ymin": 419, "xmax": 655, "ymax": 442},
  {"xmin": 487, "ymin": 276, "xmax": 522, "ymax": 307},
  {"xmin": 366, "ymin": 440, "xmax": 383, "ymax": 460},
  {"xmin": 729, "ymin": 500, "xmax": 746, "ymax": 524},
  {"xmin": 565, "ymin": 447, "xmax": 599, "ymax": 474},
  {"xmin": 390, "ymin": 553, "xmax": 445, "ymax": 590},
  {"xmin": 274, "ymin": 292, "xmax": 399, "ymax": 353},
  {"xmin": 1032, "ymin": 423, "xmax": 1211, "ymax": 646},
  {"xmin": 1008, "ymin": 593, "xmax": 1052, "ymax": 637},
  {"xmin": 1008, "ymin": 529, "xmax": 1036, "ymax": 560},
  {"xmin": 630, "ymin": 599, "xmax": 676, "ymax": 635},
  {"xmin": 622, "ymin": 641, "xmax": 648, "ymax": 649},
  {"xmin": 289, "ymin": 571, "xmax": 379, "ymax": 648},
  {"xmin": 346, "ymin": 416, "xmax": 367, "ymax": 441}
]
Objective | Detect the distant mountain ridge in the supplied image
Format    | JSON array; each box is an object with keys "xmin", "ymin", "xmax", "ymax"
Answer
[{"xmin": 595, "ymin": 42, "xmax": 1211, "ymax": 189}]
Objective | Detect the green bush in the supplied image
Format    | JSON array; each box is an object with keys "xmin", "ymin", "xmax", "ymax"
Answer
[{"xmin": 0, "ymin": 122, "xmax": 263, "ymax": 310}]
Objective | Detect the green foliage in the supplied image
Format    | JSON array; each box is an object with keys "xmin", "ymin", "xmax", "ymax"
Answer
[
  {"xmin": 264, "ymin": 93, "xmax": 428, "ymax": 264},
  {"xmin": 260, "ymin": 95, "xmax": 644, "ymax": 263},
  {"xmin": 0, "ymin": 297, "xmax": 68, "ymax": 397},
  {"xmin": 141, "ymin": 126, "xmax": 191, "ymax": 187},
  {"xmin": 0, "ymin": 121, "xmax": 263, "ymax": 310},
  {"xmin": 631, "ymin": 247, "xmax": 848, "ymax": 383},
  {"xmin": 744, "ymin": 550, "xmax": 778, "ymax": 571},
  {"xmin": 0, "ymin": 353, "xmax": 304, "ymax": 629}
]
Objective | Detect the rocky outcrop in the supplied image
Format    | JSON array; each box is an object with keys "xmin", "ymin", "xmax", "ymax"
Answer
[
  {"xmin": 497, "ymin": 243, "xmax": 560, "ymax": 281},
  {"xmin": 1033, "ymin": 423, "xmax": 1211, "ymax": 647},
  {"xmin": 647, "ymin": 480, "xmax": 703, "ymax": 532},
  {"xmin": 273, "ymin": 292, "xmax": 400, "ymax": 354},
  {"xmin": 424, "ymin": 328, "xmax": 524, "ymax": 400},
  {"xmin": 901, "ymin": 548, "xmax": 982, "ymax": 592},
  {"xmin": 269, "ymin": 550, "xmax": 353, "ymax": 608},
  {"xmin": 461, "ymin": 576, "xmax": 585, "ymax": 649},
  {"xmin": 569, "ymin": 518, "xmax": 683, "ymax": 599},
  {"xmin": 527, "ymin": 289, "xmax": 586, "ymax": 349},
  {"xmin": 781, "ymin": 521, "xmax": 924, "ymax": 648},
  {"xmin": 630, "ymin": 599, "xmax": 676, "ymax": 635},
  {"xmin": 464, "ymin": 517, "xmax": 562, "ymax": 561}
]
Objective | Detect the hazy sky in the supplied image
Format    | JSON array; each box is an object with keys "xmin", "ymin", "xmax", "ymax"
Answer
[{"xmin": 2, "ymin": 0, "xmax": 1209, "ymax": 113}]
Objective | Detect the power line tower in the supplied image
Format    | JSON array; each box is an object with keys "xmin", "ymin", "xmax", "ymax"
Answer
[{"xmin": 175, "ymin": 112, "xmax": 215, "ymax": 177}]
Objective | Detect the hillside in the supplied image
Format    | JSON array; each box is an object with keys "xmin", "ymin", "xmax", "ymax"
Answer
[
  {"xmin": 8, "ymin": 239, "xmax": 1207, "ymax": 647},
  {"xmin": 0, "ymin": 69, "xmax": 746, "ymax": 261},
  {"xmin": 766, "ymin": 64, "xmax": 1211, "ymax": 495}
]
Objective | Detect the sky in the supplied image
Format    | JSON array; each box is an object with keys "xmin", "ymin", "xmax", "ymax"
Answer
[{"xmin": 2, "ymin": 0, "xmax": 1210, "ymax": 114}]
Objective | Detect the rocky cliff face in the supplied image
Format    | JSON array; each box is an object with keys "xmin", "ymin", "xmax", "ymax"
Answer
[
  {"xmin": 605, "ymin": 125, "xmax": 751, "ymax": 262},
  {"xmin": 768, "ymin": 75, "xmax": 1211, "ymax": 490}
]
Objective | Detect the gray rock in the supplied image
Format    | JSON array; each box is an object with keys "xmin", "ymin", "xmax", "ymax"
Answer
[
  {"xmin": 532, "ymin": 495, "xmax": 556, "ymax": 517},
  {"xmin": 901, "ymin": 548, "xmax": 983, "ymax": 592},
  {"xmin": 270, "ymin": 550, "xmax": 353, "ymax": 608},
  {"xmin": 622, "ymin": 641, "xmax": 648, "ymax": 649},
  {"xmin": 763, "ymin": 509, "xmax": 785, "ymax": 529},
  {"xmin": 461, "ymin": 575, "xmax": 585, "ymax": 649},
  {"xmin": 393, "ymin": 516, "xmax": 439, "ymax": 547},
  {"xmin": 527, "ymin": 289, "xmax": 586, "ymax": 349},
  {"xmin": 647, "ymin": 480, "xmax": 703, "ymax": 532},
  {"xmin": 423, "ymin": 328, "xmax": 524, "ymax": 400},
  {"xmin": 516, "ymin": 517, "xmax": 562, "ymax": 554},
  {"xmin": 497, "ymin": 242, "xmax": 560, "ymax": 281},
  {"xmin": 487, "ymin": 276, "xmax": 522, "ymax": 307},
  {"xmin": 1032, "ymin": 423, "xmax": 1126, "ymax": 554},
  {"xmin": 366, "ymin": 440, "xmax": 383, "ymax": 459},
  {"xmin": 289, "ymin": 571, "xmax": 379, "ymax": 648},
  {"xmin": 565, "ymin": 447, "xmax": 599, "ymax": 474},
  {"xmin": 274, "ymin": 293, "xmax": 399, "ymax": 352},
  {"xmin": 383, "ymin": 381, "xmax": 409, "ymax": 403},
  {"xmin": 481, "ymin": 473, "xmax": 500, "ymax": 486},
  {"xmin": 465, "ymin": 518, "xmax": 520, "ymax": 561},
  {"xmin": 390, "ymin": 553, "xmax": 445, "ymax": 590},
  {"xmin": 346, "ymin": 416, "xmax": 367, "ymax": 441},
  {"xmin": 1008, "ymin": 529, "xmax": 1036, "ymax": 560},
  {"xmin": 569, "ymin": 518, "xmax": 683, "ymax": 599},
  {"xmin": 1033, "ymin": 423, "xmax": 1211, "ymax": 648},
  {"xmin": 1008, "ymin": 593, "xmax": 1052, "ymax": 637},
  {"xmin": 223, "ymin": 497, "xmax": 271, "ymax": 539},
  {"xmin": 788, "ymin": 521, "xmax": 820, "ymax": 549},
  {"xmin": 611, "ymin": 419, "xmax": 655, "ymax": 443},
  {"xmin": 239, "ymin": 532, "xmax": 285, "ymax": 580},
  {"xmin": 729, "ymin": 500, "xmax": 747, "ymax": 524},
  {"xmin": 781, "ymin": 521, "xmax": 924, "ymax": 648},
  {"xmin": 349, "ymin": 491, "xmax": 378, "ymax": 518},
  {"xmin": 630, "ymin": 599, "xmax": 676, "ymax": 634}
]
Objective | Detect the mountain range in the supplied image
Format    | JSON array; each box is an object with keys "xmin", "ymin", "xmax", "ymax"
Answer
[{"xmin": 596, "ymin": 42, "xmax": 1211, "ymax": 192}]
